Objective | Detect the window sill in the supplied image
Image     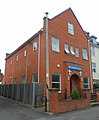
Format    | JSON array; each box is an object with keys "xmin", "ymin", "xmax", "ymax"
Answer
[
  {"xmin": 52, "ymin": 50, "xmax": 60, "ymax": 53},
  {"xmin": 83, "ymin": 58, "xmax": 88, "ymax": 61}
]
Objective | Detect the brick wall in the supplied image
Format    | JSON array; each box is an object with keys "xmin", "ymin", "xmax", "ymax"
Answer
[
  {"xmin": 96, "ymin": 92, "xmax": 99, "ymax": 102},
  {"xmin": 49, "ymin": 91, "xmax": 90, "ymax": 114}
]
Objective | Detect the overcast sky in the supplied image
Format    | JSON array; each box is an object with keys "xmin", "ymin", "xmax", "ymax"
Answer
[{"xmin": 0, "ymin": 0, "xmax": 99, "ymax": 73}]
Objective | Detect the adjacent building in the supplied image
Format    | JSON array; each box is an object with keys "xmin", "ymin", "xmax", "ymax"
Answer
[
  {"xmin": 0, "ymin": 69, "xmax": 3, "ymax": 84},
  {"xmin": 3, "ymin": 8, "xmax": 93, "ymax": 95},
  {"xmin": 90, "ymin": 35, "xmax": 99, "ymax": 84}
]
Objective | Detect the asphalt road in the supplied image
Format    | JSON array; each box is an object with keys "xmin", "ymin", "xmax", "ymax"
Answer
[{"xmin": 0, "ymin": 96, "xmax": 99, "ymax": 120}]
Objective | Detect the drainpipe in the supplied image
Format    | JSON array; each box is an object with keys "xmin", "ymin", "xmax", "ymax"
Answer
[
  {"xmin": 26, "ymin": 56, "xmax": 28, "ymax": 83},
  {"xmin": 88, "ymin": 39, "xmax": 93, "ymax": 92},
  {"xmin": 12, "ymin": 60, "xmax": 14, "ymax": 84},
  {"xmin": 45, "ymin": 12, "xmax": 50, "ymax": 112},
  {"xmin": 38, "ymin": 33, "xmax": 40, "ymax": 83}
]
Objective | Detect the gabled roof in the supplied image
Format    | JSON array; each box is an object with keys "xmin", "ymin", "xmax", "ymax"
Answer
[
  {"xmin": 51, "ymin": 7, "xmax": 71, "ymax": 20},
  {"xmin": 6, "ymin": 8, "xmax": 88, "ymax": 60},
  {"xmin": 5, "ymin": 29, "xmax": 43, "ymax": 60},
  {"xmin": 51, "ymin": 8, "xmax": 88, "ymax": 40}
]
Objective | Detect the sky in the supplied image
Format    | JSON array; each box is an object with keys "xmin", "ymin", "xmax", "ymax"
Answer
[{"xmin": 0, "ymin": 0, "xmax": 99, "ymax": 73}]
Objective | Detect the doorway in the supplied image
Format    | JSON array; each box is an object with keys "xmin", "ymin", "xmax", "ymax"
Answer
[{"xmin": 70, "ymin": 74, "xmax": 80, "ymax": 94}]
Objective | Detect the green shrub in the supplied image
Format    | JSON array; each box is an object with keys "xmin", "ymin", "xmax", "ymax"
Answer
[
  {"xmin": 71, "ymin": 87, "xmax": 79, "ymax": 100},
  {"xmin": 93, "ymin": 83, "xmax": 99, "ymax": 90}
]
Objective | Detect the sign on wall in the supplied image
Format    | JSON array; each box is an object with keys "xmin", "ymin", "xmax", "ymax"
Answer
[{"xmin": 68, "ymin": 65, "xmax": 82, "ymax": 71}]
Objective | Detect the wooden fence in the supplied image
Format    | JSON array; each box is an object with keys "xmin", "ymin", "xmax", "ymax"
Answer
[{"xmin": 0, "ymin": 83, "xmax": 43, "ymax": 105}]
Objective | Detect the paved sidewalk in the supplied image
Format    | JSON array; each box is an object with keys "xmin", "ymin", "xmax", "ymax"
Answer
[
  {"xmin": 0, "ymin": 96, "xmax": 52, "ymax": 120},
  {"xmin": 0, "ymin": 96, "xmax": 99, "ymax": 120}
]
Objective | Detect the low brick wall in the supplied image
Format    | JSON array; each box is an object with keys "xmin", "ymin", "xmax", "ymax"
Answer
[
  {"xmin": 49, "ymin": 91, "xmax": 90, "ymax": 114},
  {"xmin": 96, "ymin": 92, "xmax": 99, "ymax": 102}
]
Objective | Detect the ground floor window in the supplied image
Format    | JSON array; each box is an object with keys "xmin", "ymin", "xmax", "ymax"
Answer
[
  {"xmin": 83, "ymin": 77, "xmax": 89, "ymax": 89},
  {"xmin": 32, "ymin": 74, "xmax": 38, "ymax": 83},
  {"xmin": 52, "ymin": 73, "xmax": 61, "ymax": 90},
  {"xmin": 14, "ymin": 78, "xmax": 17, "ymax": 84},
  {"xmin": 22, "ymin": 76, "xmax": 26, "ymax": 84}
]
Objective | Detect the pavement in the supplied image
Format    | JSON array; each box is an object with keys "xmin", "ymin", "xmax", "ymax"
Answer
[{"xmin": 0, "ymin": 96, "xmax": 99, "ymax": 120}]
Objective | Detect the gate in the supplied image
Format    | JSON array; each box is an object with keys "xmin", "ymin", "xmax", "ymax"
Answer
[{"xmin": 34, "ymin": 94, "xmax": 47, "ymax": 112}]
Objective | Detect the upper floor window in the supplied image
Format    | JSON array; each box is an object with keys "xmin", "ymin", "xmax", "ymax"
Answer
[
  {"xmin": 24, "ymin": 49, "xmax": 26, "ymax": 57},
  {"xmin": 82, "ymin": 48, "xmax": 88, "ymax": 60},
  {"xmin": 68, "ymin": 22, "xmax": 74, "ymax": 35},
  {"xmin": 75, "ymin": 48, "xmax": 79, "ymax": 57},
  {"xmin": 33, "ymin": 42, "xmax": 37, "ymax": 51},
  {"xmin": 92, "ymin": 63, "xmax": 96, "ymax": 72},
  {"xmin": 64, "ymin": 43, "xmax": 70, "ymax": 54},
  {"xmin": 70, "ymin": 45, "xmax": 75, "ymax": 55},
  {"xmin": 91, "ymin": 46, "xmax": 95, "ymax": 57},
  {"xmin": 10, "ymin": 59, "xmax": 12, "ymax": 64},
  {"xmin": 52, "ymin": 37, "xmax": 60, "ymax": 52},
  {"xmin": 90, "ymin": 36, "xmax": 97, "ymax": 45},
  {"xmin": 16, "ymin": 55, "xmax": 18, "ymax": 61},
  {"xmin": 92, "ymin": 38, "xmax": 97, "ymax": 44}
]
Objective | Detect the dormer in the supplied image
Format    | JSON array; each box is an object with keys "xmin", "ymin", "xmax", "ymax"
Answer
[{"xmin": 90, "ymin": 35, "xmax": 97, "ymax": 44}]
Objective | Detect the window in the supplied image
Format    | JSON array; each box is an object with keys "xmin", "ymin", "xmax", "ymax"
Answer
[
  {"xmin": 64, "ymin": 43, "xmax": 70, "ymax": 54},
  {"xmin": 91, "ymin": 46, "xmax": 95, "ymax": 57},
  {"xmin": 16, "ymin": 55, "xmax": 18, "ymax": 61},
  {"xmin": 24, "ymin": 49, "xmax": 26, "ymax": 57},
  {"xmin": 70, "ymin": 46, "xmax": 75, "ymax": 55},
  {"xmin": 92, "ymin": 63, "xmax": 96, "ymax": 72},
  {"xmin": 32, "ymin": 74, "xmax": 38, "ymax": 82},
  {"xmin": 68, "ymin": 22, "xmax": 74, "ymax": 35},
  {"xmin": 33, "ymin": 42, "xmax": 37, "ymax": 51},
  {"xmin": 92, "ymin": 38, "xmax": 97, "ymax": 44},
  {"xmin": 10, "ymin": 59, "xmax": 12, "ymax": 64},
  {"xmin": 14, "ymin": 78, "xmax": 17, "ymax": 84},
  {"xmin": 52, "ymin": 73, "xmax": 60, "ymax": 90},
  {"xmin": 52, "ymin": 37, "xmax": 60, "ymax": 52},
  {"xmin": 82, "ymin": 48, "xmax": 88, "ymax": 60},
  {"xmin": 75, "ymin": 48, "xmax": 79, "ymax": 57},
  {"xmin": 22, "ymin": 76, "xmax": 26, "ymax": 84},
  {"xmin": 83, "ymin": 77, "xmax": 89, "ymax": 89}
]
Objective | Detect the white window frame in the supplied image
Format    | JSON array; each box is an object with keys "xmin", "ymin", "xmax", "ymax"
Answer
[
  {"xmin": 52, "ymin": 73, "xmax": 61, "ymax": 91},
  {"xmin": 83, "ymin": 77, "xmax": 89, "ymax": 89},
  {"xmin": 14, "ymin": 78, "xmax": 17, "ymax": 84},
  {"xmin": 22, "ymin": 75, "xmax": 26, "ymax": 84},
  {"xmin": 10, "ymin": 59, "xmax": 12, "ymax": 64},
  {"xmin": 91, "ymin": 46, "xmax": 95, "ymax": 57},
  {"xmin": 93, "ymin": 38, "xmax": 97, "ymax": 44},
  {"xmin": 68, "ymin": 22, "xmax": 74, "ymax": 35},
  {"xmin": 70, "ymin": 45, "xmax": 75, "ymax": 55},
  {"xmin": 24, "ymin": 49, "xmax": 26, "ymax": 57},
  {"xmin": 75, "ymin": 47, "xmax": 79, "ymax": 57},
  {"xmin": 33, "ymin": 42, "xmax": 37, "ymax": 51},
  {"xmin": 64, "ymin": 43, "xmax": 70, "ymax": 54},
  {"xmin": 92, "ymin": 63, "xmax": 96, "ymax": 72},
  {"xmin": 32, "ymin": 74, "xmax": 38, "ymax": 83},
  {"xmin": 16, "ymin": 55, "xmax": 18, "ymax": 61},
  {"xmin": 82, "ymin": 48, "xmax": 88, "ymax": 60},
  {"xmin": 52, "ymin": 37, "xmax": 60, "ymax": 52}
]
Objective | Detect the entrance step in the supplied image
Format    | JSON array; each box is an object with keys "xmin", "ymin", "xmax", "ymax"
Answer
[
  {"xmin": 91, "ymin": 102, "xmax": 99, "ymax": 107},
  {"xmin": 90, "ymin": 99, "xmax": 96, "ymax": 103}
]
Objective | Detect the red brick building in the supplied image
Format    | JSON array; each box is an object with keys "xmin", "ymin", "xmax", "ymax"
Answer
[{"xmin": 4, "ymin": 8, "xmax": 93, "ymax": 95}]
